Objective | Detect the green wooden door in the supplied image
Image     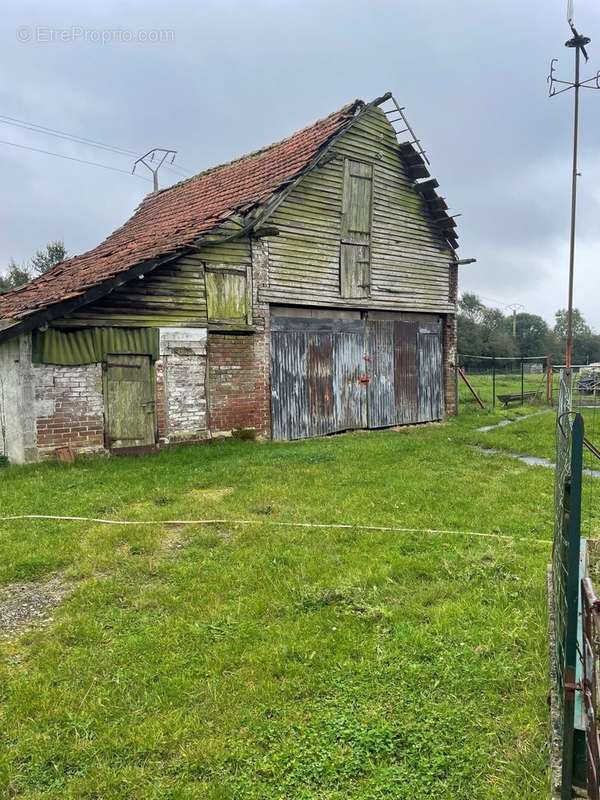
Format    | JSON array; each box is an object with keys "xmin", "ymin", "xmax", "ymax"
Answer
[
  {"xmin": 340, "ymin": 159, "xmax": 373, "ymax": 299},
  {"xmin": 104, "ymin": 355, "xmax": 156, "ymax": 451}
]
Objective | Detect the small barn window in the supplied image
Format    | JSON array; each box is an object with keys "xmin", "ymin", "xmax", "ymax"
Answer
[
  {"xmin": 340, "ymin": 159, "xmax": 373, "ymax": 299},
  {"xmin": 205, "ymin": 267, "xmax": 249, "ymax": 324}
]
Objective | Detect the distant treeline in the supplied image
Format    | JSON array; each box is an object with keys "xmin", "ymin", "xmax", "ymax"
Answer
[{"xmin": 458, "ymin": 293, "xmax": 600, "ymax": 366}]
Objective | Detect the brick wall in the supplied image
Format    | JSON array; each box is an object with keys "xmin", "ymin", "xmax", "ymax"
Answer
[
  {"xmin": 33, "ymin": 362, "xmax": 105, "ymax": 458},
  {"xmin": 158, "ymin": 328, "xmax": 208, "ymax": 444},
  {"xmin": 207, "ymin": 332, "xmax": 269, "ymax": 436},
  {"xmin": 207, "ymin": 239, "xmax": 271, "ymax": 438}
]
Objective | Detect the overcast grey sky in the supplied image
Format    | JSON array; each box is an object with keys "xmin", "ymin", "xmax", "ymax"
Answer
[{"xmin": 2, "ymin": 0, "xmax": 600, "ymax": 327}]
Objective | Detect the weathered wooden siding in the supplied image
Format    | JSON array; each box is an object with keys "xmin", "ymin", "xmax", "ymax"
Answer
[
  {"xmin": 52, "ymin": 241, "xmax": 251, "ymax": 329},
  {"xmin": 261, "ymin": 106, "xmax": 454, "ymax": 313}
]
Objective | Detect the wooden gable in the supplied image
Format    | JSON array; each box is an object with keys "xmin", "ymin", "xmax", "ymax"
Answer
[{"xmin": 261, "ymin": 106, "xmax": 455, "ymax": 314}]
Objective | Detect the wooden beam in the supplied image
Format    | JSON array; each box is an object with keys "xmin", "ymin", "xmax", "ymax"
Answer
[{"xmin": 456, "ymin": 365, "xmax": 485, "ymax": 409}]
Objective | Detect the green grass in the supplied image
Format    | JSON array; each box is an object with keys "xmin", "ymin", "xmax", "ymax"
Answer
[{"xmin": 0, "ymin": 406, "xmax": 578, "ymax": 798}]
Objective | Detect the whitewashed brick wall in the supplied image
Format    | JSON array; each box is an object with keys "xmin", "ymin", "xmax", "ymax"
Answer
[{"xmin": 158, "ymin": 327, "xmax": 208, "ymax": 442}]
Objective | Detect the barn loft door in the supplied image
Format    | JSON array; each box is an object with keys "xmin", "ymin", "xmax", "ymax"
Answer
[
  {"xmin": 340, "ymin": 159, "xmax": 373, "ymax": 299},
  {"xmin": 104, "ymin": 355, "xmax": 156, "ymax": 451}
]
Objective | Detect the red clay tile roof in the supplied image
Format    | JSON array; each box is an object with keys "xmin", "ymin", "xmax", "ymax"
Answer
[{"xmin": 0, "ymin": 99, "xmax": 364, "ymax": 324}]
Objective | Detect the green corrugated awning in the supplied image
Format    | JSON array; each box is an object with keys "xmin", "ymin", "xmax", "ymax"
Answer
[{"xmin": 32, "ymin": 327, "xmax": 160, "ymax": 365}]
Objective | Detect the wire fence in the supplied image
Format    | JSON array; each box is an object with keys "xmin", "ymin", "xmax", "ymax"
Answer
[{"xmin": 456, "ymin": 354, "xmax": 600, "ymax": 411}]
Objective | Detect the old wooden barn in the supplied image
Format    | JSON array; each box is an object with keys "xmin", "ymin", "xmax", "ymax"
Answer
[{"xmin": 0, "ymin": 92, "xmax": 460, "ymax": 463}]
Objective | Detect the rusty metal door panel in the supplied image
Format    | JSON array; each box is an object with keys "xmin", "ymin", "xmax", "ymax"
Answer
[
  {"xmin": 270, "ymin": 331, "xmax": 309, "ymax": 440},
  {"xmin": 333, "ymin": 328, "xmax": 367, "ymax": 430},
  {"xmin": 271, "ymin": 320, "xmax": 366, "ymax": 440},
  {"xmin": 417, "ymin": 331, "xmax": 444, "ymax": 422},
  {"xmin": 307, "ymin": 333, "xmax": 335, "ymax": 436},
  {"xmin": 393, "ymin": 321, "xmax": 418, "ymax": 424},
  {"xmin": 366, "ymin": 320, "xmax": 396, "ymax": 428}
]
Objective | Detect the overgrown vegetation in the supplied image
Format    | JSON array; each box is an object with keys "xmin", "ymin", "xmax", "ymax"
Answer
[{"xmin": 0, "ymin": 407, "xmax": 570, "ymax": 798}]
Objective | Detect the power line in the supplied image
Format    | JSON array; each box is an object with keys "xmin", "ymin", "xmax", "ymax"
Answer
[
  {"xmin": 0, "ymin": 114, "xmax": 138, "ymax": 157},
  {"xmin": 0, "ymin": 138, "xmax": 151, "ymax": 180},
  {"xmin": 0, "ymin": 113, "xmax": 193, "ymax": 176},
  {"xmin": 469, "ymin": 293, "xmax": 522, "ymax": 310}
]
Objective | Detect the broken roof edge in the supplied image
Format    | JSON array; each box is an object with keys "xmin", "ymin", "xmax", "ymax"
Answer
[
  {"xmin": 0, "ymin": 251, "xmax": 186, "ymax": 345},
  {"xmin": 0, "ymin": 96, "xmax": 377, "ymax": 321},
  {"xmin": 148, "ymin": 95, "xmax": 376, "ymax": 204},
  {"xmin": 1, "ymin": 90, "xmax": 457, "ymax": 338}
]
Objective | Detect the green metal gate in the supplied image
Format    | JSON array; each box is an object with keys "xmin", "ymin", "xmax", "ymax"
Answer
[{"xmin": 551, "ymin": 369, "xmax": 586, "ymax": 798}]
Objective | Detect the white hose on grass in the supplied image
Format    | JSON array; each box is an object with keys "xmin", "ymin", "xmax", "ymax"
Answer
[{"xmin": 0, "ymin": 514, "xmax": 552, "ymax": 546}]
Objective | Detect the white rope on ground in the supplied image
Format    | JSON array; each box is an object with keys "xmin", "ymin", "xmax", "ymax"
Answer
[{"xmin": 0, "ymin": 514, "xmax": 552, "ymax": 546}]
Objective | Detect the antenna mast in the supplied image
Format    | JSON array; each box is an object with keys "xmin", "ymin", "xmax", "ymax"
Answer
[
  {"xmin": 132, "ymin": 148, "xmax": 177, "ymax": 192},
  {"xmin": 548, "ymin": 2, "xmax": 600, "ymax": 368}
]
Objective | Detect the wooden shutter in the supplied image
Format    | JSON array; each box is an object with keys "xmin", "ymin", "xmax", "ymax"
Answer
[
  {"xmin": 340, "ymin": 244, "xmax": 370, "ymax": 298},
  {"xmin": 205, "ymin": 267, "xmax": 248, "ymax": 322},
  {"xmin": 340, "ymin": 159, "xmax": 373, "ymax": 298}
]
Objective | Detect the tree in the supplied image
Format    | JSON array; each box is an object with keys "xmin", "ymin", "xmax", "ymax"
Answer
[
  {"xmin": 512, "ymin": 313, "xmax": 549, "ymax": 358},
  {"xmin": 554, "ymin": 308, "xmax": 591, "ymax": 340},
  {"xmin": 30, "ymin": 240, "xmax": 67, "ymax": 275},
  {"xmin": 0, "ymin": 260, "xmax": 33, "ymax": 292},
  {"xmin": 458, "ymin": 292, "xmax": 486, "ymax": 324},
  {"xmin": 0, "ymin": 240, "xmax": 67, "ymax": 293}
]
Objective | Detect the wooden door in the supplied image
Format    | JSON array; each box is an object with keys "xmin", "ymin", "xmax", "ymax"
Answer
[
  {"xmin": 340, "ymin": 159, "xmax": 373, "ymax": 299},
  {"xmin": 104, "ymin": 355, "xmax": 156, "ymax": 451}
]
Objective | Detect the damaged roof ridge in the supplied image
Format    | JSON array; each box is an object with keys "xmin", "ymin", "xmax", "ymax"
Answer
[
  {"xmin": 0, "ymin": 90, "xmax": 438, "ymax": 332},
  {"xmin": 0, "ymin": 96, "xmax": 367, "ymax": 300},
  {"xmin": 146, "ymin": 97, "xmax": 366, "ymax": 201}
]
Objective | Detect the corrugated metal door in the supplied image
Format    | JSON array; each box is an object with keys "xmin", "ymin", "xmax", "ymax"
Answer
[
  {"xmin": 270, "ymin": 331, "xmax": 309, "ymax": 441},
  {"xmin": 417, "ymin": 331, "xmax": 444, "ymax": 421},
  {"xmin": 271, "ymin": 318, "xmax": 366, "ymax": 440},
  {"xmin": 394, "ymin": 321, "xmax": 419, "ymax": 424},
  {"xmin": 271, "ymin": 316, "xmax": 444, "ymax": 440},
  {"xmin": 367, "ymin": 320, "xmax": 420, "ymax": 427},
  {"xmin": 366, "ymin": 320, "xmax": 396, "ymax": 428}
]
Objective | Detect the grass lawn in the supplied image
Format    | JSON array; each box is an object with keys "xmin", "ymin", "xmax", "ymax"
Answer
[{"xmin": 0, "ymin": 403, "xmax": 582, "ymax": 799}]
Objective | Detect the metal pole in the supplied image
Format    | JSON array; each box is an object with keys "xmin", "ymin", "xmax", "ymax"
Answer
[
  {"xmin": 521, "ymin": 359, "xmax": 525, "ymax": 405},
  {"xmin": 492, "ymin": 357, "xmax": 496, "ymax": 409},
  {"xmin": 566, "ymin": 43, "xmax": 581, "ymax": 369}
]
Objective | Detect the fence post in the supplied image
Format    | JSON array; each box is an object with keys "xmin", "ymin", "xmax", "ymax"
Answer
[
  {"xmin": 521, "ymin": 358, "xmax": 525, "ymax": 405},
  {"xmin": 492, "ymin": 357, "xmax": 496, "ymax": 409},
  {"xmin": 560, "ymin": 412, "xmax": 584, "ymax": 799},
  {"xmin": 547, "ymin": 356, "xmax": 553, "ymax": 406}
]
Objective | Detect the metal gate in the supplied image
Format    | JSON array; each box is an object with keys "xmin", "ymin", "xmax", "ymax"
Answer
[
  {"xmin": 271, "ymin": 316, "xmax": 444, "ymax": 440},
  {"xmin": 581, "ymin": 577, "xmax": 600, "ymax": 799},
  {"xmin": 551, "ymin": 370, "xmax": 586, "ymax": 799}
]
